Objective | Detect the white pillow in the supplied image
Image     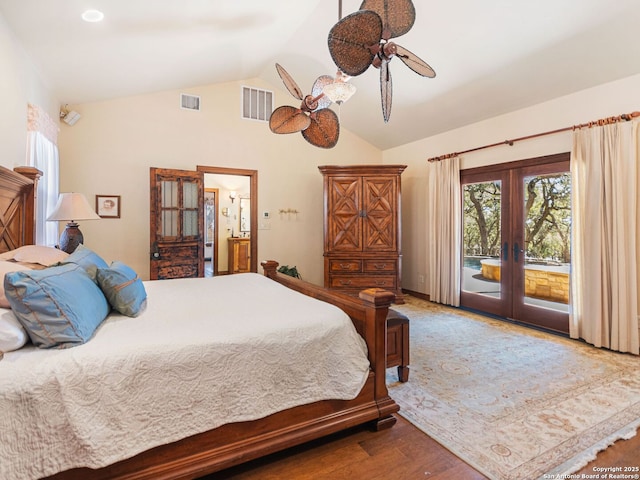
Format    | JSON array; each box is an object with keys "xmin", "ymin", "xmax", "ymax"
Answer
[
  {"xmin": 0, "ymin": 245, "xmax": 69, "ymax": 266},
  {"xmin": 0, "ymin": 309, "xmax": 28, "ymax": 352}
]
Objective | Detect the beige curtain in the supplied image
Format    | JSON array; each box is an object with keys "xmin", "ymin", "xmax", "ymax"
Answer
[
  {"xmin": 426, "ymin": 156, "xmax": 461, "ymax": 306},
  {"xmin": 570, "ymin": 119, "xmax": 639, "ymax": 355}
]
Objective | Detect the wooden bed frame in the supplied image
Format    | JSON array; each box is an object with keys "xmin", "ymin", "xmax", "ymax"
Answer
[{"xmin": 0, "ymin": 166, "xmax": 399, "ymax": 480}]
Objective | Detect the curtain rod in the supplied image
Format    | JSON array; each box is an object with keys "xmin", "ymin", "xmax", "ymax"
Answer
[{"xmin": 427, "ymin": 110, "xmax": 640, "ymax": 163}]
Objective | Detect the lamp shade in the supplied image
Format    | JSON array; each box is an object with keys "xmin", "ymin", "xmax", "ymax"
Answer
[{"xmin": 47, "ymin": 193, "xmax": 100, "ymax": 222}]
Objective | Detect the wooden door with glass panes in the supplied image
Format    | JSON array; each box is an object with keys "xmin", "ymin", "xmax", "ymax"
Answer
[{"xmin": 149, "ymin": 167, "xmax": 204, "ymax": 280}]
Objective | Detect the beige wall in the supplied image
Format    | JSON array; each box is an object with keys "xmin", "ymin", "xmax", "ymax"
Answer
[
  {"xmin": 0, "ymin": 13, "xmax": 58, "ymax": 168},
  {"xmin": 5, "ymin": 8, "xmax": 640, "ymax": 296},
  {"xmin": 385, "ymin": 73, "xmax": 640, "ymax": 294},
  {"xmin": 57, "ymin": 79, "xmax": 381, "ymax": 283}
]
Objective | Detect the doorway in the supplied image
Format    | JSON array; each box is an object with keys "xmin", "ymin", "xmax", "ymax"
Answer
[
  {"xmin": 197, "ymin": 166, "xmax": 258, "ymax": 275},
  {"xmin": 460, "ymin": 153, "xmax": 570, "ymax": 333},
  {"xmin": 204, "ymin": 188, "xmax": 218, "ymax": 276}
]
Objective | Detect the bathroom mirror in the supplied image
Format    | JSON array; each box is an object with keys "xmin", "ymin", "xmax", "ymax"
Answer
[{"xmin": 239, "ymin": 197, "xmax": 251, "ymax": 233}]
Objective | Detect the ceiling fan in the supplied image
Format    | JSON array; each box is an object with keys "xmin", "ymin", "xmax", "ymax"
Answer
[
  {"xmin": 327, "ymin": 0, "xmax": 436, "ymax": 123},
  {"xmin": 268, "ymin": 63, "xmax": 340, "ymax": 149}
]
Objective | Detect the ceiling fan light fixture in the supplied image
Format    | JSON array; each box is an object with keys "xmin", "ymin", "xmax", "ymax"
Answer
[{"xmin": 322, "ymin": 70, "xmax": 356, "ymax": 105}]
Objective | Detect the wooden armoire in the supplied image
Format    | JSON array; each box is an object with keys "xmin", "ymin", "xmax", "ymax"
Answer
[{"xmin": 319, "ymin": 165, "xmax": 406, "ymax": 303}]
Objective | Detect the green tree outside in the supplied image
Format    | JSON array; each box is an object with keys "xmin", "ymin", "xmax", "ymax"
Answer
[{"xmin": 463, "ymin": 173, "xmax": 571, "ymax": 264}]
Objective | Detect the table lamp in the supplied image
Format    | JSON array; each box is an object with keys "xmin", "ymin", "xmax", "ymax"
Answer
[{"xmin": 47, "ymin": 193, "xmax": 100, "ymax": 253}]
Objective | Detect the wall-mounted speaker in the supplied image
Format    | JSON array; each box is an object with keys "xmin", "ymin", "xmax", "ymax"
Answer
[{"xmin": 61, "ymin": 110, "xmax": 81, "ymax": 125}]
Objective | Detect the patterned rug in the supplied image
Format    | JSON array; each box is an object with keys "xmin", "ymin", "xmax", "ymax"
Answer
[{"xmin": 386, "ymin": 296, "xmax": 640, "ymax": 480}]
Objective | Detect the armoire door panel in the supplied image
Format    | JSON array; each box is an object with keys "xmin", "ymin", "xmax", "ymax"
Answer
[
  {"xmin": 328, "ymin": 177, "xmax": 362, "ymax": 251},
  {"xmin": 363, "ymin": 177, "xmax": 397, "ymax": 251}
]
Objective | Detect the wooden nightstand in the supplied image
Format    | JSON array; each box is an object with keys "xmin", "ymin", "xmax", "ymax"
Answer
[{"xmin": 387, "ymin": 309, "xmax": 409, "ymax": 382}]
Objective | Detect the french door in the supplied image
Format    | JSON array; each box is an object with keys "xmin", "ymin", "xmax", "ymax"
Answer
[{"xmin": 460, "ymin": 154, "xmax": 570, "ymax": 333}]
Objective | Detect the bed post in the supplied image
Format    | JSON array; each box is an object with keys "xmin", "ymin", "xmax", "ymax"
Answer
[
  {"xmin": 13, "ymin": 167, "xmax": 41, "ymax": 246},
  {"xmin": 358, "ymin": 287, "xmax": 397, "ymax": 430}
]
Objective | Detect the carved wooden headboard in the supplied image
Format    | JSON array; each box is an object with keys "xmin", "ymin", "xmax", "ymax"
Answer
[{"xmin": 0, "ymin": 166, "xmax": 42, "ymax": 253}]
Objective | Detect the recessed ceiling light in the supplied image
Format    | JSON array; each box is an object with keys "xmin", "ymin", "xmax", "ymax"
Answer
[{"xmin": 81, "ymin": 9, "xmax": 104, "ymax": 23}]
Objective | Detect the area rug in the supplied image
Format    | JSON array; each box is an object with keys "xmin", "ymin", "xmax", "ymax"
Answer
[{"xmin": 386, "ymin": 296, "xmax": 640, "ymax": 480}]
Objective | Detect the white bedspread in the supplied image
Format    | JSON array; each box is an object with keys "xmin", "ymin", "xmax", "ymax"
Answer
[{"xmin": 0, "ymin": 273, "xmax": 370, "ymax": 480}]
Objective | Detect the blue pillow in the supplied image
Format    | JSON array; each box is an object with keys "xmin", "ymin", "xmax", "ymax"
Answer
[
  {"xmin": 4, "ymin": 263, "xmax": 110, "ymax": 349},
  {"xmin": 59, "ymin": 244, "xmax": 108, "ymax": 281},
  {"xmin": 96, "ymin": 261, "xmax": 147, "ymax": 317}
]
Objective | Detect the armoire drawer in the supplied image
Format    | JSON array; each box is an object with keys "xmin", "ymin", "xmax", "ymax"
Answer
[
  {"xmin": 330, "ymin": 275, "xmax": 397, "ymax": 290},
  {"xmin": 329, "ymin": 259, "xmax": 362, "ymax": 272},
  {"xmin": 364, "ymin": 259, "xmax": 397, "ymax": 273}
]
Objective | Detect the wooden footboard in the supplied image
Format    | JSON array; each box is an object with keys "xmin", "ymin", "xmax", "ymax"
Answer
[
  {"xmin": 261, "ymin": 260, "xmax": 398, "ymax": 424},
  {"xmin": 48, "ymin": 262, "xmax": 398, "ymax": 480}
]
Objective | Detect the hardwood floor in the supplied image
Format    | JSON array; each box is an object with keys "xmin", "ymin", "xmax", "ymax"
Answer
[{"xmin": 203, "ymin": 415, "xmax": 639, "ymax": 479}]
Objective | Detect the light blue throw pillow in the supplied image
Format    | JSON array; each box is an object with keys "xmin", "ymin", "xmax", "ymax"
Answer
[
  {"xmin": 96, "ymin": 261, "xmax": 147, "ymax": 317},
  {"xmin": 4, "ymin": 263, "xmax": 110, "ymax": 349},
  {"xmin": 59, "ymin": 244, "xmax": 108, "ymax": 281}
]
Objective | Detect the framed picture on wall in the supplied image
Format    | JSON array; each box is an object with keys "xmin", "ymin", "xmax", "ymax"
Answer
[{"xmin": 96, "ymin": 195, "xmax": 121, "ymax": 218}]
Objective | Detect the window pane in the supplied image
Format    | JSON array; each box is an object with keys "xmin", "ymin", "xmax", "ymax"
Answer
[
  {"xmin": 462, "ymin": 180, "xmax": 502, "ymax": 299},
  {"xmin": 162, "ymin": 210, "xmax": 178, "ymax": 237},
  {"xmin": 183, "ymin": 181, "xmax": 198, "ymax": 209},
  {"xmin": 161, "ymin": 181, "xmax": 177, "ymax": 208},
  {"xmin": 183, "ymin": 210, "xmax": 198, "ymax": 236},
  {"xmin": 522, "ymin": 173, "xmax": 571, "ymax": 312}
]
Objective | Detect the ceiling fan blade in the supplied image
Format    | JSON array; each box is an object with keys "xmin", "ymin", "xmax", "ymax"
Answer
[
  {"xmin": 269, "ymin": 106, "xmax": 311, "ymax": 134},
  {"xmin": 360, "ymin": 0, "xmax": 415, "ymax": 39},
  {"xmin": 275, "ymin": 63, "xmax": 304, "ymax": 100},
  {"xmin": 395, "ymin": 44, "xmax": 436, "ymax": 77},
  {"xmin": 380, "ymin": 59, "xmax": 392, "ymax": 123},
  {"xmin": 328, "ymin": 10, "xmax": 382, "ymax": 77},
  {"xmin": 311, "ymin": 75, "xmax": 334, "ymax": 111},
  {"xmin": 302, "ymin": 108, "xmax": 340, "ymax": 149}
]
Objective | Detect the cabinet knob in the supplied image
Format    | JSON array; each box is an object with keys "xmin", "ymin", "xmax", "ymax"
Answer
[
  {"xmin": 373, "ymin": 263, "xmax": 387, "ymax": 270},
  {"xmin": 340, "ymin": 280, "xmax": 352, "ymax": 286},
  {"xmin": 375, "ymin": 280, "xmax": 387, "ymax": 286},
  {"xmin": 339, "ymin": 263, "xmax": 352, "ymax": 270}
]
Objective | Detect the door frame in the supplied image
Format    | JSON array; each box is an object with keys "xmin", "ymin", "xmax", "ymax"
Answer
[
  {"xmin": 460, "ymin": 152, "xmax": 570, "ymax": 333},
  {"xmin": 197, "ymin": 165, "xmax": 258, "ymax": 273}
]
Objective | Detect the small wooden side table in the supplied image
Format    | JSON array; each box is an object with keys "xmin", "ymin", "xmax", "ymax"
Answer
[{"xmin": 386, "ymin": 309, "xmax": 410, "ymax": 382}]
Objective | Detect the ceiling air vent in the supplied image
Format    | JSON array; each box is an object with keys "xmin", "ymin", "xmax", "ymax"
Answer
[
  {"xmin": 241, "ymin": 86, "xmax": 272, "ymax": 122},
  {"xmin": 180, "ymin": 93, "xmax": 201, "ymax": 111}
]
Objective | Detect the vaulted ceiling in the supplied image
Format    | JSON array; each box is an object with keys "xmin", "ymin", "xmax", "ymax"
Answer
[{"xmin": 2, "ymin": 0, "xmax": 640, "ymax": 150}]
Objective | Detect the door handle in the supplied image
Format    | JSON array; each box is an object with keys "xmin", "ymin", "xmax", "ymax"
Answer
[
  {"xmin": 513, "ymin": 242, "xmax": 522, "ymax": 262},
  {"xmin": 502, "ymin": 242, "xmax": 509, "ymax": 261},
  {"xmin": 151, "ymin": 242, "xmax": 161, "ymax": 260}
]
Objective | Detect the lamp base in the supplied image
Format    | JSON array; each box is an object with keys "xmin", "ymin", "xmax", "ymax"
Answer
[{"xmin": 59, "ymin": 222, "xmax": 84, "ymax": 254}]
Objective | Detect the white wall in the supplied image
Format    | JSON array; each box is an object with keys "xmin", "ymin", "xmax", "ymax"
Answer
[
  {"xmin": 385, "ymin": 73, "xmax": 640, "ymax": 295},
  {"xmin": 0, "ymin": 13, "xmax": 58, "ymax": 168},
  {"xmin": 57, "ymin": 79, "xmax": 382, "ymax": 283}
]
